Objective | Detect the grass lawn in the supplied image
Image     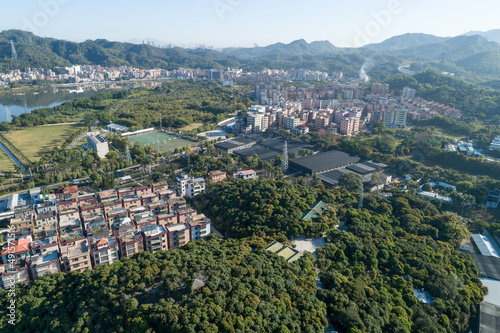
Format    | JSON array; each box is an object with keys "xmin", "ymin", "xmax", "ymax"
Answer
[
  {"xmin": 0, "ymin": 149, "xmax": 16, "ymax": 172},
  {"xmin": 2, "ymin": 124, "xmax": 84, "ymax": 161},
  {"xmin": 178, "ymin": 123, "xmax": 203, "ymax": 132}
]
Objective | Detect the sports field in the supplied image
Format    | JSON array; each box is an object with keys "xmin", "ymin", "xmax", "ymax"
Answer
[{"xmin": 127, "ymin": 131, "xmax": 198, "ymax": 153}]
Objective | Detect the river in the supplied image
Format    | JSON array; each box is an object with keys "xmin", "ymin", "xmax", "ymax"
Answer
[{"xmin": 0, "ymin": 80, "xmax": 164, "ymax": 123}]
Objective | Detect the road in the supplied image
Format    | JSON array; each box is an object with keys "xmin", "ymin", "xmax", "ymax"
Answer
[{"xmin": 398, "ymin": 64, "xmax": 416, "ymax": 76}]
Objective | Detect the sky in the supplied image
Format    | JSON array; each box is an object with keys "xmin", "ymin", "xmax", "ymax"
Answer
[{"xmin": 1, "ymin": 0, "xmax": 500, "ymax": 48}]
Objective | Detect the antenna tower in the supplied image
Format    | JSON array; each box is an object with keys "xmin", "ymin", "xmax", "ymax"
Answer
[{"xmin": 281, "ymin": 141, "xmax": 288, "ymax": 171}]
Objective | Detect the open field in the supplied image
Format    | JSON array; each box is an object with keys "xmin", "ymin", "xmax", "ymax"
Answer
[
  {"xmin": 178, "ymin": 122, "xmax": 203, "ymax": 132},
  {"xmin": 0, "ymin": 149, "xmax": 16, "ymax": 172},
  {"xmin": 127, "ymin": 131, "xmax": 199, "ymax": 153},
  {"xmin": 2, "ymin": 124, "xmax": 84, "ymax": 161}
]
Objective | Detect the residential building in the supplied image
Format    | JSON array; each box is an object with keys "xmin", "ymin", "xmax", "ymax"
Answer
[
  {"xmin": 59, "ymin": 229, "xmax": 91, "ymax": 273},
  {"xmin": 490, "ymin": 136, "xmax": 500, "ymax": 150},
  {"xmin": 234, "ymin": 170, "xmax": 258, "ymax": 180},
  {"xmin": 55, "ymin": 185, "xmax": 79, "ymax": 202},
  {"xmin": 340, "ymin": 117, "xmax": 360, "ymax": 136},
  {"xmin": 188, "ymin": 216, "xmax": 211, "ymax": 241},
  {"xmin": 287, "ymin": 117, "xmax": 301, "ymax": 130},
  {"xmin": 117, "ymin": 231, "xmax": 144, "ymax": 258},
  {"xmin": 141, "ymin": 225, "xmax": 168, "ymax": 253},
  {"xmin": 29, "ymin": 251, "xmax": 61, "ymax": 280},
  {"xmin": 166, "ymin": 224, "xmax": 191, "ymax": 249},
  {"xmin": 208, "ymin": 170, "xmax": 227, "ymax": 183},
  {"xmin": 186, "ymin": 178, "xmax": 206, "ymax": 198},
  {"xmin": 0, "ymin": 261, "xmax": 30, "ymax": 288},
  {"xmin": 1, "ymin": 239, "xmax": 30, "ymax": 264},
  {"xmin": 486, "ymin": 189, "xmax": 500, "ymax": 209},
  {"xmin": 90, "ymin": 237, "xmax": 119, "ymax": 266}
]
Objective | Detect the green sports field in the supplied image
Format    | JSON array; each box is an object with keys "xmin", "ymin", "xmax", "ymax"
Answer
[{"xmin": 127, "ymin": 131, "xmax": 198, "ymax": 153}]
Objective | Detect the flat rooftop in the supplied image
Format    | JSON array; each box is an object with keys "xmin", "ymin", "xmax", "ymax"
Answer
[{"xmin": 290, "ymin": 150, "xmax": 360, "ymax": 174}]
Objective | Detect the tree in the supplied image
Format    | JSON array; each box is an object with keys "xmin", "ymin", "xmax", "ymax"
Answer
[
  {"xmin": 339, "ymin": 173, "xmax": 363, "ymax": 192},
  {"xmin": 422, "ymin": 183, "xmax": 433, "ymax": 192}
]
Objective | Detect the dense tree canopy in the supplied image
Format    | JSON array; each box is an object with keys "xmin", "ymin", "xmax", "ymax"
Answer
[{"xmin": 0, "ymin": 237, "xmax": 327, "ymax": 333}]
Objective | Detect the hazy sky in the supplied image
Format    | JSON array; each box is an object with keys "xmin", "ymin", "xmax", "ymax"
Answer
[{"xmin": 1, "ymin": 0, "xmax": 500, "ymax": 48}]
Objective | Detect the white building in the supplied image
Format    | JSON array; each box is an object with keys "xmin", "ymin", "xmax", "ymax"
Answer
[
  {"xmin": 87, "ymin": 132, "xmax": 109, "ymax": 159},
  {"xmin": 188, "ymin": 217, "xmax": 212, "ymax": 241},
  {"xmin": 234, "ymin": 170, "xmax": 258, "ymax": 180},
  {"xmin": 91, "ymin": 237, "xmax": 119, "ymax": 266},
  {"xmin": 186, "ymin": 178, "xmax": 206, "ymax": 198}
]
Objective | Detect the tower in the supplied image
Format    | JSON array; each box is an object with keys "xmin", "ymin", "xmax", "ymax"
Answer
[
  {"xmin": 125, "ymin": 145, "xmax": 132, "ymax": 162},
  {"xmin": 281, "ymin": 141, "xmax": 288, "ymax": 172},
  {"xmin": 10, "ymin": 40, "xmax": 18, "ymax": 60}
]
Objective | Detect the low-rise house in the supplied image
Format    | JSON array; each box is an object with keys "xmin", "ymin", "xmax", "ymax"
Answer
[
  {"xmin": 98, "ymin": 189, "xmax": 118, "ymax": 202},
  {"xmin": 33, "ymin": 211, "xmax": 58, "ymax": 240},
  {"xmin": 167, "ymin": 198, "xmax": 187, "ymax": 212},
  {"xmin": 234, "ymin": 170, "xmax": 258, "ymax": 180},
  {"xmin": 418, "ymin": 191, "xmax": 452, "ymax": 204},
  {"xmin": 81, "ymin": 214, "xmax": 106, "ymax": 228},
  {"xmin": 80, "ymin": 203, "xmax": 102, "ymax": 219},
  {"xmin": 141, "ymin": 225, "xmax": 168, "ymax": 253},
  {"xmin": 28, "ymin": 251, "xmax": 61, "ymax": 280},
  {"xmin": 153, "ymin": 183, "xmax": 169, "ymax": 193},
  {"xmin": 0, "ymin": 260, "xmax": 30, "ymax": 289},
  {"xmin": 1, "ymin": 239, "xmax": 30, "ymax": 264},
  {"xmin": 134, "ymin": 212, "xmax": 157, "ymax": 229},
  {"xmin": 157, "ymin": 212, "xmax": 178, "ymax": 227},
  {"xmin": 128, "ymin": 206, "xmax": 149, "ymax": 220},
  {"xmin": 55, "ymin": 185, "xmax": 79, "ymax": 202},
  {"xmin": 90, "ymin": 237, "xmax": 119, "ymax": 266},
  {"xmin": 208, "ymin": 170, "xmax": 227, "ymax": 183},
  {"xmin": 117, "ymin": 231, "xmax": 144, "ymax": 258},
  {"xmin": 59, "ymin": 229, "xmax": 91, "ymax": 273},
  {"xmin": 148, "ymin": 200, "xmax": 168, "ymax": 215},
  {"xmin": 123, "ymin": 195, "xmax": 141, "ymax": 210},
  {"xmin": 188, "ymin": 216, "xmax": 211, "ymax": 241},
  {"xmin": 9, "ymin": 210, "xmax": 35, "ymax": 231},
  {"xmin": 177, "ymin": 208, "xmax": 198, "ymax": 224},
  {"xmin": 111, "ymin": 217, "xmax": 136, "ymax": 239},
  {"xmin": 141, "ymin": 193, "xmax": 158, "ymax": 205},
  {"xmin": 117, "ymin": 187, "xmax": 135, "ymax": 199},
  {"xmin": 102, "ymin": 200, "xmax": 123, "ymax": 215},
  {"xmin": 79, "ymin": 193, "xmax": 98, "ymax": 207},
  {"xmin": 36, "ymin": 201, "xmax": 58, "ymax": 215},
  {"xmin": 106, "ymin": 208, "xmax": 128, "ymax": 227},
  {"xmin": 57, "ymin": 199, "xmax": 78, "ymax": 211},
  {"xmin": 135, "ymin": 185, "xmax": 152, "ymax": 197},
  {"xmin": 84, "ymin": 220, "xmax": 111, "ymax": 243},
  {"xmin": 166, "ymin": 223, "xmax": 190, "ymax": 249},
  {"xmin": 31, "ymin": 236, "xmax": 58, "ymax": 257},
  {"xmin": 58, "ymin": 207, "xmax": 80, "ymax": 226},
  {"xmin": 186, "ymin": 178, "xmax": 206, "ymax": 198},
  {"xmin": 159, "ymin": 189, "xmax": 177, "ymax": 201}
]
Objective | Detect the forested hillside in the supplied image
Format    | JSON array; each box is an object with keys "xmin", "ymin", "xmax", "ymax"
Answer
[{"xmin": 0, "ymin": 237, "xmax": 327, "ymax": 332}]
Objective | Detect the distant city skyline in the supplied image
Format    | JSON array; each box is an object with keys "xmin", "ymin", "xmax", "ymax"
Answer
[{"xmin": 1, "ymin": 0, "xmax": 500, "ymax": 48}]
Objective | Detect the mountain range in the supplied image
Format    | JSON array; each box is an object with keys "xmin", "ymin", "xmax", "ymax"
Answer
[{"xmin": 2, "ymin": 29, "xmax": 500, "ymax": 79}]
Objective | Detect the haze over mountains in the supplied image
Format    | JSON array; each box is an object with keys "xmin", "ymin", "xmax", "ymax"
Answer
[{"xmin": 2, "ymin": 29, "xmax": 500, "ymax": 79}]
